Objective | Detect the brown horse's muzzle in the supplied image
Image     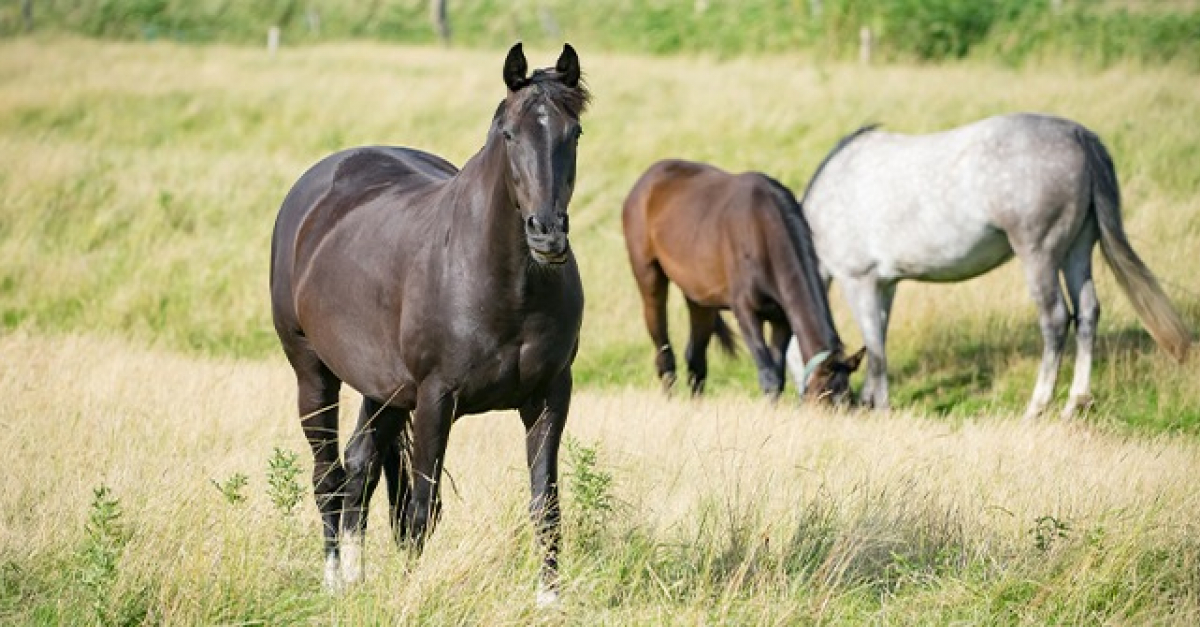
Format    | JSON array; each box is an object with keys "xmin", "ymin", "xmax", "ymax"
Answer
[{"xmin": 525, "ymin": 213, "xmax": 570, "ymax": 265}]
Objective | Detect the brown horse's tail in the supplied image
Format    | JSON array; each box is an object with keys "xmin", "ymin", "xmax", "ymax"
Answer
[
  {"xmin": 1080, "ymin": 127, "xmax": 1191, "ymax": 362},
  {"xmin": 713, "ymin": 313, "xmax": 737, "ymax": 356}
]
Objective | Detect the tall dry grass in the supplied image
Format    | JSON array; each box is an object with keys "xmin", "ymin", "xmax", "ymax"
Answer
[{"xmin": 2, "ymin": 333, "xmax": 1198, "ymax": 623}]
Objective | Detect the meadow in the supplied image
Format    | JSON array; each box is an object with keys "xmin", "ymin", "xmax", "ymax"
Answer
[{"xmin": 1, "ymin": 37, "xmax": 1199, "ymax": 623}]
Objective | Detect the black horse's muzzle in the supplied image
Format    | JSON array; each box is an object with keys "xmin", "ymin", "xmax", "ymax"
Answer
[{"xmin": 525, "ymin": 213, "xmax": 570, "ymax": 265}]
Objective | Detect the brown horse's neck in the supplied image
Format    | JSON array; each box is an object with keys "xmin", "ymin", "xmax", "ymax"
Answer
[{"xmin": 793, "ymin": 307, "xmax": 843, "ymax": 363}]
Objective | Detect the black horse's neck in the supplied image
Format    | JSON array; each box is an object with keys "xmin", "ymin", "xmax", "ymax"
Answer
[{"xmin": 449, "ymin": 126, "xmax": 529, "ymax": 279}]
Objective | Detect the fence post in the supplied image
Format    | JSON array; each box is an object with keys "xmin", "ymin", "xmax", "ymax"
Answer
[
  {"xmin": 22, "ymin": 0, "xmax": 33, "ymax": 32},
  {"xmin": 431, "ymin": 0, "xmax": 450, "ymax": 46},
  {"xmin": 268, "ymin": 26, "xmax": 281, "ymax": 55},
  {"xmin": 859, "ymin": 26, "xmax": 872, "ymax": 65}
]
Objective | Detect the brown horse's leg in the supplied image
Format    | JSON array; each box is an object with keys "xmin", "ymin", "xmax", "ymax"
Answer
[
  {"xmin": 288, "ymin": 348, "xmax": 345, "ymax": 590},
  {"xmin": 768, "ymin": 320, "xmax": 792, "ymax": 393},
  {"xmin": 634, "ymin": 261, "xmax": 676, "ymax": 391},
  {"xmin": 684, "ymin": 300, "xmax": 716, "ymax": 395},
  {"xmin": 731, "ymin": 304, "xmax": 783, "ymax": 398},
  {"xmin": 402, "ymin": 381, "xmax": 454, "ymax": 551},
  {"xmin": 519, "ymin": 369, "xmax": 571, "ymax": 607},
  {"xmin": 340, "ymin": 397, "xmax": 405, "ymax": 583}
]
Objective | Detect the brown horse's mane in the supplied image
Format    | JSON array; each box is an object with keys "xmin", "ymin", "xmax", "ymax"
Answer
[{"xmin": 760, "ymin": 174, "xmax": 844, "ymax": 353}]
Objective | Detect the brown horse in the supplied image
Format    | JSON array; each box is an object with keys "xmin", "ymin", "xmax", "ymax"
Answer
[
  {"xmin": 270, "ymin": 43, "xmax": 588, "ymax": 604},
  {"xmin": 622, "ymin": 160, "xmax": 863, "ymax": 400}
]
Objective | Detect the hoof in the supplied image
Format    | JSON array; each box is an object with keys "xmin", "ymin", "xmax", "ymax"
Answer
[
  {"xmin": 1061, "ymin": 394, "xmax": 1094, "ymax": 419},
  {"xmin": 660, "ymin": 371, "xmax": 677, "ymax": 394}
]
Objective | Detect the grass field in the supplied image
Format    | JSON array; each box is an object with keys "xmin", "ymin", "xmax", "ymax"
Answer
[
  {"xmin": 3, "ymin": 333, "xmax": 1199, "ymax": 624},
  {"xmin": 1, "ymin": 37, "xmax": 1199, "ymax": 623}
]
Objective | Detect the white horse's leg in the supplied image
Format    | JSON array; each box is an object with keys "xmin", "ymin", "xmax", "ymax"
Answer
[
  {"xmin": 845, "ymin": 276, "xmax": 890, "ymax": 410},
  {"xmin": 1021, "ymin": 255, "xmax": 1070, "ymax": 420},
  {"xmin": 1061, "ymin": 225, "xmax": 1100, "ymax": 418}
]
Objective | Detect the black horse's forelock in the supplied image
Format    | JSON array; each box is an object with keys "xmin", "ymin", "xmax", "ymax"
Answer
[
  {"xmin": 529, "ymin": 68, "xmax": 591, "ymax": 116},
  {"xmin": 495, "ymin": 69, "xmax": 590, "ymax": 123}
]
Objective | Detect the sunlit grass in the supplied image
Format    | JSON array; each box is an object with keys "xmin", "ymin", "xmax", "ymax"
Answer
[
  {"xmin": 2, "ymin": 333, "xmax": 1199, "ymax": 623},
  {"xmin": 1, "ymin": 38, "xmax": 1197, "ymax": 430}
]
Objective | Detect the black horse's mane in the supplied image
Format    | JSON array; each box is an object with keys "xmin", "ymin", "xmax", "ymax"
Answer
[{"xmin": 799, "ymin": 124, "xmax": 880, "ymax": 204}]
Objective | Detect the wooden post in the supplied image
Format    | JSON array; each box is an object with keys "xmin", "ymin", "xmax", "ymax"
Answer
[
  {"xmin": 306, "ymin": 4, "xmax": 320, "ymax": 35},
  {"xmin": 431, "ymin": 0, "xmax": 450, "ymax": 46},
  {"xmin": 22, "ymin": 0, "xmax": 33, "ymax": 32},
  {"xmin": 859, "ymin": 26, "xmax": 872, "ymax": 65},
  {"xmin": 268, "ymin": 26, "xmax": 281, "ymax": 55}
]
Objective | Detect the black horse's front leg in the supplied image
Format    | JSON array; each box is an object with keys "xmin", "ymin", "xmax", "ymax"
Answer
[
  {"xmin": 519, "ymin": 370, "xmax": 571, "ymax": 607},
  {"xmin": 402, "ymin": 382, "xmax": 453, "ymax": 551}
]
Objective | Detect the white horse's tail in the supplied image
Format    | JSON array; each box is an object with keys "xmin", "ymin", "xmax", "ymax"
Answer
[{"xmin": 1081, "ymin": 128, "xmax": 1191, "ymax": 362}]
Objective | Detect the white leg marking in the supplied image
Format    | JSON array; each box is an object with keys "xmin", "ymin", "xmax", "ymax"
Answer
[
  {"xmin": 536, "ymin": 582, "xmax": 560, "ymax": 608},
  {"xmin": 323, "ymin": 552, "xmax": 342, "ymax": 592},
  {"xmin": 341, "ymin": 532, "xmax": 363, "ymax": 584}
]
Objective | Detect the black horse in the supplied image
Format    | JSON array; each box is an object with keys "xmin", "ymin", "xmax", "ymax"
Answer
[{"xmin": 269, "ymin": 43, "xmax": 588, "ymax": 604}]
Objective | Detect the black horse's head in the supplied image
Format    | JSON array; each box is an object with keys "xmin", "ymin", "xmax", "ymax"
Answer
[{"xmin": 497, "ymin": 42, "xmax": 590, "ymax": 266}]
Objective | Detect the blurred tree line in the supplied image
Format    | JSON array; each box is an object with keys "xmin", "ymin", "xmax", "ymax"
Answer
[{"xmin": 2, "ymin": 0, "xmax": 1197, "ymax": 68}]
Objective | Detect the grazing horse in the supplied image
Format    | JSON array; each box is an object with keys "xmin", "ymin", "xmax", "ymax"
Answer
[
  {"xmin": 269, "ymin": 43, "xmax": 589, "ymax": 604},
  {"xmin": 622, "ymin": 159, "xmax": 863, "ymax": 401},
  {"xmin": 795, "ymin": 113, "xmax": 1191, "ymax": 419}
]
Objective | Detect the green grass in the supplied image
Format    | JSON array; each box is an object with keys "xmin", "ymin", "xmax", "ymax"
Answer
[
  {"xmin": 5, "ymin": 0, "xmax": 1200, "ymax": 69},
  {"xmin": 1, "ymin": 38, "xmax": 1197, "ymax": 432}
]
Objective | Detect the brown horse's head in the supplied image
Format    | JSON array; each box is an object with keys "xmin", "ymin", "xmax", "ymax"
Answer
[
  {"xmin": 498, "ymin": 42, "xmax": 590, "ymax": 266},
  {"xmin": 801, "ymin": 346, "xmax": 865, "ymax": 405}
]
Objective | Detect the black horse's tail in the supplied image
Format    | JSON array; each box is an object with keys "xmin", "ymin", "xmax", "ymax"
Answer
[
  {"xmin": 1079, "ymin": 126, "xmax": 1191, "ymax": 363},
  {"xmin": 713, "ymin": 313, "xmax": 737, "ymax": 356}
]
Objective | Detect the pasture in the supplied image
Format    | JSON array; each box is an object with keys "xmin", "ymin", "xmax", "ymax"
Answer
[{"xmin": 2, "ymin": 38, "xmax": 1199, "ymax": 622}]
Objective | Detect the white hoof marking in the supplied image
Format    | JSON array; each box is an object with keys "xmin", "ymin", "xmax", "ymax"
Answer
[
  {"xmin": 341, "ymin": 533, "xmax": 364, "ymax": 584},
  {"xmin": 322, "ymin": 553, "xmax": 342, "ymax": 593},
  {"xmin": 536, "ymin": 583, "xmax": 560, "ymax": 609}
]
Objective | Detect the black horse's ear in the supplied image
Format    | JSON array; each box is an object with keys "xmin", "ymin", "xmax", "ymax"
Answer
[
  {"xmin": 503, "ymin": 42, "xmax": 529, "ymax": 91},
  {"xmin": 555, "ymin": 43, "xmax": 581, "ymax": 88}
]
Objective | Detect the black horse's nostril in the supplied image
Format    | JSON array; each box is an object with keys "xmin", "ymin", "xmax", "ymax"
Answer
[
  {"xmin": 526, "ymin": 215, "xmax": 540, "ymax": 233},
  {"xmin": 559, "ymin": 213, "xmax": 569, "ymax": 234}
]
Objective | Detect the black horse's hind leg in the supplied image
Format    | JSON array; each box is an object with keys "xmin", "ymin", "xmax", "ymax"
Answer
[
  {"xmin": 519, "ymin": 369, "xmax": 571, "ymax": 607},
  {"xmin": 340, "ymin": 397, "xmax": 405, "ymax": 583},
  {"xmin": 381, "ymin": 424, "xmax": 412, "ymax": 544},
  {"xmin": 287, "ymin": 347, "xmax": 345, "ymax": 590},
  {"xmin": 634, "ymin": 260, "xmax": 677, "ymax": 391},
  {"xmin": 684, "ymin": 300, "xmax": 717, "ymax": 394}
]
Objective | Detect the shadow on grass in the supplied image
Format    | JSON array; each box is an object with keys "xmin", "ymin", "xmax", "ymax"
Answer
[{"xmin": 888, "ymin": 320, "xmax": 1170, "ymax": 417}]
